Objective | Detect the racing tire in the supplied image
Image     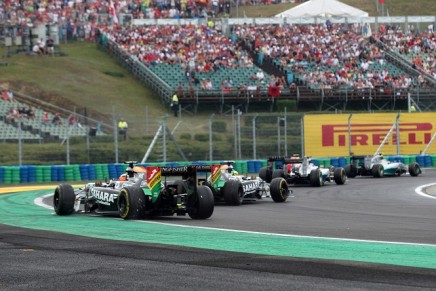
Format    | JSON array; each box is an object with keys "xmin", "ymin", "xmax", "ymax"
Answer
[
  {"xmin": 372, "ymin": 164, "xmax": 384, "ymax": 178},
  {"xmin": 188, "ymin": 186, "xmax": 214, "ymax": 219},
  {"xmin": 222, "ymin": 180, "xmax": 244, "ymax": 206},
  {"xmin": 309, "ymin": 168, "xmax": 323, "ymax": 187},
  {"xmin": 408, "ymin": 162, "xmax": 421, "ymax": 177},
  {"xmin": 118, "ymin": 186, "xmax": 146, "ymax": 220},
  {"xmin": 269, "ymin": 178, "xmax": 289, "ymax": 203},
  {"xmin": 345, "ymin": 164, "xmax": 357, "ymax": 178},
  {"xmin": 259, "ymin": 167, "xmax": 273, "ymax": 183},
  {"xmin": 53, "ymin": 184, "xmax": 75, "ymax": 215},
  {"xmin": 272, "ymin": 169, "xmax": 285, "ymax": 179},
  {"xmin": 334, "ymin": 167, "xmax": 346, "ymax": 185}
]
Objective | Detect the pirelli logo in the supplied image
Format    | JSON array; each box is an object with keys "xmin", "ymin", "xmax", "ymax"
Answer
[{"xmin": 322, "ymin": 123, "xmax": 433, "ymax": 147}]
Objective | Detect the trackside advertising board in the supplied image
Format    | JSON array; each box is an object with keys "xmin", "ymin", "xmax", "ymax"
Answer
[{"xmin": 304, "ymin": 113, "xmax": 436, "ymax": 157}]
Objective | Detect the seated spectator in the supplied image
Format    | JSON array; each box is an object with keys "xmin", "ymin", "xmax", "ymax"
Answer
[
  {"xmin": 5, "ymin": 106, "xmax": 19, "ymax": 124},
  {"xmin": 25, "ymin": 107, "xmax": 35, "ymax": 119},
  {"xmin": 52, "ymin": 112, "xmax": 63, "ymax": 125},
  {"xmin": 1, "ymin": 91, "xmax": 9, "ymax": 101},
  {"xmin": 256, "ymin": 69, "xmax": 265, "ymax": 81},
  {"xmin": 42, "ymin": 112, "xmax": 50, "ymax": 125}
]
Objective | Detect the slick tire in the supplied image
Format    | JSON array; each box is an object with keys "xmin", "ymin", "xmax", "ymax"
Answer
[
  {"xmin": 345, "ymin": 164, "xmax": 357, "ymax": 178},
  {"xmin": 118, "ymin": 186, "xmax": 146, "ymax": 220},
  {"xmin": 223, "ymin": 180, "xmax": 244, "ymax": 206},
  {"xmin": 269, "ymin": 178, "xmax": 289, "ymax": 203},
  {"xmin": 372, "ymin": 164, "xmax": 384, "ymax": 178},
  {"xmin": 334, "ymin": 167, "xmax": 346, "ymax": 185},
  {"xmin": 259, "ymin": 167, "xmax": 273, "ymax": 183},
  {"xmin": 53, "ymin": 184, "xmax": 75, "ymax": 215},
  {"xmin": 309, "ymin": 168, "xmax": 323, "ymax": 187},
  {"xmin": 188, "ymin": 186, "xmax": 214, "ymax": 219},
  {"xmin": 408, "ymin": 162, "xmax": 421, "ymax": 177}
]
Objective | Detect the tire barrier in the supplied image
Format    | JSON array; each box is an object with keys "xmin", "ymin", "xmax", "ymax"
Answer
[{"xmin": 0, "ymin": 156, "xmax": 434, "ymax": 185}]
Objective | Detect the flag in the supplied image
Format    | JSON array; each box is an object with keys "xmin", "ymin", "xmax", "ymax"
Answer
[
  {"xmin": 378, "ymin": 0, "xmax": 384, "ymax": 3},
  {"xmin": 109, "ymin": 0, "xmax": 119, "ymax": 25}
]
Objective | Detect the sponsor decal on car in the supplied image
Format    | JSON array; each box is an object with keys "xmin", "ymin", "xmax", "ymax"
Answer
[{"xmin": 91, "ymin": 189, "xmax": 118, "ymax": 205}]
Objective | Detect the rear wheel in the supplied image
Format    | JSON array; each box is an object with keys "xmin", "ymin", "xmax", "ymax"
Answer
[
  {"xmin": 118, "ymin": 186, "xmax": 146, "ymax": 220},
  {"xmin": 345, "ymin": 164, "xmax": 357, "ymax": 178},
  {"xmin": 408, "ymin": 162, "xmax": 421, "ymax": 177},
  {"xmin": 222, "ymin": 180, "xmax": 243, "ymax": 205},
  {"xmin": 309, "ymin": 168, "xmax": 323, "ymax": 187},
  {"xmin": 372, "ymin": 164, "xmax": 384, "ymax": 178},
  {"xmin": 188, "ymin": 186, "xmax": 214, "ymax": 219},
  {"xmin": 259, "ymin": 167, "xmax": 272, "ymax": 183},
  {"xmin": 334, "ymin": 167, "xmax": 346, "ymax": 185},
  {"xmin": 269, "ymin": 178, "xmax": 289, "ymax": 203},
  {"xmin": 53, "ymin": 184, "xmax": 75, "ymax": 215}
]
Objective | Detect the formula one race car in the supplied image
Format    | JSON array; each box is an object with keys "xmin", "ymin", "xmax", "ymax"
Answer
[
  {"xmin": 259, "ymin": 155, "xmax": 346, "ymax": 187},
  {"xmin": 345, "ymin": 154, "xmax": 421, "ymax": 178},
  {"xmin": 53, "ymin": 162, "xmax": 214, "ymax": 220},
  {"xmin": 203, "ymin": 163, "xmax": 291, "ymax": 205}
]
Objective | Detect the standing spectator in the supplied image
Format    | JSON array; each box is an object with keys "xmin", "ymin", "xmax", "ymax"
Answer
[
  {"xmin": 46, "ymin": 37, "xmax": 55, "ymax": 56},
  {"xmin": 171, "ymin": 93, "xmax": 179, "ymax": 117},
  {"xmin": 118, "ymin": 118, "xmax": 128, "ymax": 140}
]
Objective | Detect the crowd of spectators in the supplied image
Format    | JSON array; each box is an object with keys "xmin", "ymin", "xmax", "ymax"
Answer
[
  {"xmin": 232, "ymin": 22, "xmax": 432, "ymax": 94},
  {"xmin": 374, "ymin": 24, "xmax": 436, "ymax": 81},
  {"xmin": 1, "ymin": 1, "xmax": 434, "ymax": 97}
]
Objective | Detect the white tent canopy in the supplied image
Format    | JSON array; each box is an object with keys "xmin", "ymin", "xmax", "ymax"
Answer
[{"xmin": 275, "ymin": 0, "xmax": 369, "ymax": 18}]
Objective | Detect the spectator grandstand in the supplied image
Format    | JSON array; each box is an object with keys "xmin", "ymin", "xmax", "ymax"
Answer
[{"xmin": 1, "ymin": 0, "xmax": 435, "ymax": 113}]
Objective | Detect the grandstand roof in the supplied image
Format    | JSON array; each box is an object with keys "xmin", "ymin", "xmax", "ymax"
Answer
[{"xmin": 275, "ymin": 0, "xmax": 369, "ymax": 18}]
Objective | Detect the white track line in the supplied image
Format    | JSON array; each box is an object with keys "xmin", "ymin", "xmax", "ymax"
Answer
[{"xmin": 415, "ymin": 183, "xmax": 436, "ymax": 199}]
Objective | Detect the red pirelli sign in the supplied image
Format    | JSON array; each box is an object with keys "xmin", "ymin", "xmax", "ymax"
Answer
[{"xmin": 304, "ymin": 113, "xmax": 436, "ymax": 157}]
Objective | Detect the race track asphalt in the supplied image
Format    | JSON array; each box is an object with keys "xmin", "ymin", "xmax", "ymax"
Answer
[{"xmin": 1, "ymin": 170, "xmax": 436, "ymax": 290}]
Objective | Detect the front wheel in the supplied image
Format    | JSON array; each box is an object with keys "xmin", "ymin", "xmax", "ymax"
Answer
[
  {"xmin": 118, "ymin": 186, "xmax": 146, "ymax": 220},
  {"xmin": 334, "ymin": 167, "xmax": 346, "ymax": 185},
  {"xmin": 408, "ymin": 162, "xmax": 421, "ymax": 177},
  {"xmin": 188, "ymin": 186, "xmax": 214, "ymax": 219},
  {"xmin": 53, "ymin": 184, "xmax": 75, "ymax": 215},
  {"xmin": 372, "ymin": 164, "xmax": 384, "ymax": 178},
  {"xmin": 269, "ymin": 178, "xmax": 289, "ymax": 203}
]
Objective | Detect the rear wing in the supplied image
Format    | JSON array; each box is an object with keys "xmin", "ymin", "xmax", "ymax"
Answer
[{"xmin": 267, "ymin": 156, "xmax": 306, "ymax": 165}]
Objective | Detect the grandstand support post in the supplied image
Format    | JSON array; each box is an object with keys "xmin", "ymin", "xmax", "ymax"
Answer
[
  {"xmin": 209, "ymin": 113, "xmax": 215, "ymax": 162},
  {"xmin": 300, "ymin": 117, "xmax": 304, "ymax": 157},
  {"xmin": 395, "ymin": 113, "xmax": 400, "ymax": 155},
  {"xmin": 277, "ymin": 117, "xmax": 281, "ymax": 155},
  {"xmin": 252, "ymin": 115, "xmax": 258, "ymax": 160},
  {"xmin": 284, "ymin": 108, "xmax": 288, "ymax": 157},
  {"xmin": 348, "ymin": 113, "xmax": 353, "ymax": 156},
  {"xmin": 237, "ymin": 109, "xmax": 242, "ymax": 160},
  {"xmin": 162, "ymin": 117, "xmax": 167, "ymax": 163},
  {"xmin": 18, "ymin": 120, "xmax": 22, "ymax": 166},
  {"xmin": 113, "ymin": 106, "xmax": 119, "ymax": 164},
  {"xmin": 232, "ymin": 106, "xmax": 237, "ymax": 160}
]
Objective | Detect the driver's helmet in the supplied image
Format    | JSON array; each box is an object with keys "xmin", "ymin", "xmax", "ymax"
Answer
[{"xmin": 119, "ymin": 173, "xmax": 128, "ymax": 181}]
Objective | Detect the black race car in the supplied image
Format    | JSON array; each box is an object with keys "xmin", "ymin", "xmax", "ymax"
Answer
[{"xmin": 53, "ymin": 162, "xmax": 215, "ymax": 220}]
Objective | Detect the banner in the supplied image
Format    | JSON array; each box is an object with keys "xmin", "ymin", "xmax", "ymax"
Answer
[{"xmin": 304, "ymin": 113, "xmax": 436, "ymax": 157}]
